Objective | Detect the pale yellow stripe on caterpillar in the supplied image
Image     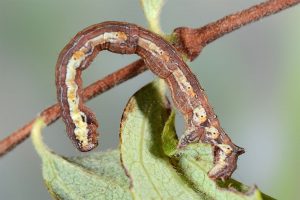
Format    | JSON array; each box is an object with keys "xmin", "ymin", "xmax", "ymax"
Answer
[
  {"xmin": 172, "ymin": 69, "xmax": 196, "ymax": 98},
  {"xmin": 171, "ymin": 68, "xmax": 197, "ymax": 120},
  {"xmin": 65, "ymin": 50, "xmax": 89, "ymax": 148},
  {"xmin": 138, "ymin": 37, "xmax": 170, "ymax": 62},
  {"xmin": 65, "ymin": 32, "xmax": 128, "ymax": 149},
  {"xmin": 87, "ymin": 32, "xmax": 127, "ymax": 47}
]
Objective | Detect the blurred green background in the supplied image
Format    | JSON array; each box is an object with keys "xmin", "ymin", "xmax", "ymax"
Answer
[{"xmin": 0, "ymin": 1, "xmax": 299, "ymax": 199}]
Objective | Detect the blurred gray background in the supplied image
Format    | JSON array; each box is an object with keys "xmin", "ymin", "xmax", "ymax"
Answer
[{"xmin": 0, "ymin": 0, "xmax": 299, "ymax": 199}]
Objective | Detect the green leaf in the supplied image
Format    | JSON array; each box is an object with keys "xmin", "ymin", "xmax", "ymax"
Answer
[
  {"xmin": 120, "ymin": 79, "xmax": 204, "ymax": 199},
  {"xmin": 31, "ymin": 118, "xmax": 132, "ymax": 200},
  {"xmin": 161, "ymin": 110, "xmax": 178, "ymax": 156},
  {"xmin": 140, "ymin": 0, "xmax": 165, "ymax": 35}
]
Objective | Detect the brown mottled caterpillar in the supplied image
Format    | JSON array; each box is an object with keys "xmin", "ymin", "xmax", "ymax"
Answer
[{"xmin": 55, "ymin": 21, "xmax": 245, "ymax": 179}]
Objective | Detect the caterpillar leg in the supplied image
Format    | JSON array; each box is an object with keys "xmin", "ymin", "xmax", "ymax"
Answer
[
  {"xmin": 178, "ymin": 124, "xmax": 220, "ymax": 148},
  {"xmin": 178, "ymin": 126, "xmax": 245, "ymax": 180},
  {"xmin": 208, "ymin": 144, "xmax": 245, "ymax": 180},
  {"xmin": 178, "ymin": 127, "xmax": 204, "ymax": 148}
]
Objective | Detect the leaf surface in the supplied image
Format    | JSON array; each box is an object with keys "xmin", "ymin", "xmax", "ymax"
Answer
[
  {"xmin": 120, "ymin": 80, "xmax": 203, "ymax": 199},
  {"xmin": 31, "ymin": 119, "xmax": 132, "ymax": 200}
]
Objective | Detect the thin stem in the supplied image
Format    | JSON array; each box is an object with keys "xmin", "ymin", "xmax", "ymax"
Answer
[
  {"xmin": 140, "ymin": 0, "xmax": 165, "ymax": 35},
  {"xmin": 0, "ymin": 0, "xmax": 299, "ymax": 157},
  {"xmin": 174, "ymin": 0, "xmax": 300, "ymax": 60}
]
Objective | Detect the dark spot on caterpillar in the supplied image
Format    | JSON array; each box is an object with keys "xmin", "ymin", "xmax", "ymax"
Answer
[
  {"xmin": 86, "ymin": 116, "xmax": 94, "ymax": 125},
  {"xmin": 80, "ymin": 114, "xmax": 86, "ymax": 123}
]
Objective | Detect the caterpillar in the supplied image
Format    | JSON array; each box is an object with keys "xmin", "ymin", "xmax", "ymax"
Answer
[{"xmin": 55, "ymin": 21, "xmax": 245, "ymax": 180}]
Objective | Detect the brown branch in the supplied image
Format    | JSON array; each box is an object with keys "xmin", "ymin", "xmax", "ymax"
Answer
[
  {"xmin": 0, "ymin": 0, "xmax": 299, "ymax": 157},
  {"xmin": 0, "ymin": 59, "xmax": 146, "ymax": 156},
  {"xmin": 173, "ymin": 0, "xmax": 300, "ymax": 61}
]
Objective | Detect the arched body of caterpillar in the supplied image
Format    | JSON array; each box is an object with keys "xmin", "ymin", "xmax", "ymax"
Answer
[{"xmin": 55, "ymin": 21, "xmax": 244, "ymax": 179}]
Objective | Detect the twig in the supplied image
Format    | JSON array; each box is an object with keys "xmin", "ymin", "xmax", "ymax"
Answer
[
  {"xmin": 0, "ymin": 0, "xmax": 299, "ymax": 157},
  {"xmin": 174, "ymin": 0, "xmax": 300, "ymax": 60}
]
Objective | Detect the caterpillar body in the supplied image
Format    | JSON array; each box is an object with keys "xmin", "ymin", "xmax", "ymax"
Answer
[{"xmin": 55, "ymin": 21, "xmax": 244, "ymax": 179}]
